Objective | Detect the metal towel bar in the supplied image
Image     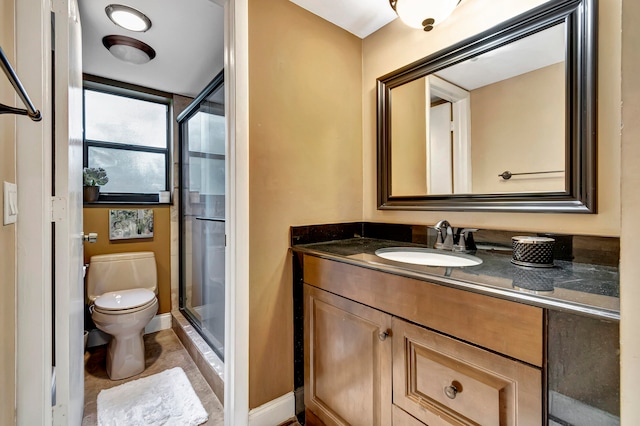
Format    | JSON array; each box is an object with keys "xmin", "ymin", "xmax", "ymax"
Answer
[
  {"xmin": 499, "ymin": 170, "xmax": 564, "ymax": 180},
  {"xmin": 0, "ymin": 46, "xmax": 42, "ymax": 121}
]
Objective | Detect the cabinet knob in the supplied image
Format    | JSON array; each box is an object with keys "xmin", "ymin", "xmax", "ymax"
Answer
[
  {"xmin": 444, "ymin": 381, "xmax": 462, "ymax": 399},
  {"xmin": 378, "ymin": 330, "xmax": 390, "ymax": 341}
]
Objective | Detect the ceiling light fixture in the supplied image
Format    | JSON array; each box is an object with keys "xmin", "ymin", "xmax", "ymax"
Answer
[
  {"xmin": 102, "ymin": 35, "xmax": 156, "ymax": 65},
  {"xmin": 105, "ymin": 4, "xmax": 152, "ymax": 32},
  {"xmin": 389, "ymin": 0, "xmax": 460, "ymax": 31}
]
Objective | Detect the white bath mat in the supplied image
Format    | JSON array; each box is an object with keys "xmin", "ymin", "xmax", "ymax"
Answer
[{"xmin": 97, "ymin": 367, "xmax": 208, "ymax": 426}]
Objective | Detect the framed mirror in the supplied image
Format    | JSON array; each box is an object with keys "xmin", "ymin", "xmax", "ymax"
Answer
[{"xmin": 377, "ymin": 0, "xmax": 596, "ymax": 212}]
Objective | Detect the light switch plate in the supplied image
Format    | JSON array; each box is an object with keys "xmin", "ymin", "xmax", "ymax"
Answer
[{"xmin": 4, "ymin": 181, "xmax": 18, "ymax": 225}]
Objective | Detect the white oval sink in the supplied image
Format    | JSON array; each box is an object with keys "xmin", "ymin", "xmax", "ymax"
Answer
[{"xmin": 375, "ymin": 247, "xmax": 483, "ymax": 267}]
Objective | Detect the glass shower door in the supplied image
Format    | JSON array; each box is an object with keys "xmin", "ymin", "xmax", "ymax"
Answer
[{"xmin": 178, "ymin": 72, "xmax": 225, "ymax": 360}]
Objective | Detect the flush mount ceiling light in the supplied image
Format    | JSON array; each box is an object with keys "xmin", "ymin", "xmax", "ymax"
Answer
[
  {"xmin": 105, "ymin": 4, "xmax": 152, "ymax": 32},
  {"xmin": 389, "ymin": 0, "xmax": 460, "ymax": 31},
  {"xmin": 102, "ymin": 35, "xmax": 156, "ymax": 65}
]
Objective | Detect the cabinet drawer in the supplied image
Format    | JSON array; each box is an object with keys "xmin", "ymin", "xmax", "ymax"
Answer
[
  {"xmin": 393, "ymin": 318, "xmax": 542, "ymax": 425},
  {"xmin": 303, "ymin": 255, "xmax": 543, "ymax": 366}
]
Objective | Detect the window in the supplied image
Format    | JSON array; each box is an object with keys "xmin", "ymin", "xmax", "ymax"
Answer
[{"xmin": 83, "ymin": 78, "xmax": 171, "ymax": 203}]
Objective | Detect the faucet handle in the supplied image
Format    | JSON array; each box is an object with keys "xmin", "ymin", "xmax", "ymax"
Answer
[
  {"xmin": 430, "ymin": 226, "xmax": 446, "ymax": 249},
  {"xmin": 453, "ymin": 228, "xmax": 478, "ymax": 253}
]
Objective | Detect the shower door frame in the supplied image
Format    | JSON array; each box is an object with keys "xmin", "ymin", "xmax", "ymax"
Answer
[{"xmin": 178, "ymin": 70, "xmax": 226, "ymax": 361}]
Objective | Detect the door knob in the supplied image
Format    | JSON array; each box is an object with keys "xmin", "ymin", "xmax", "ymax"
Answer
[{"xmin": 82, "ymin": 232, "xmax": 98, "ymax": 243}]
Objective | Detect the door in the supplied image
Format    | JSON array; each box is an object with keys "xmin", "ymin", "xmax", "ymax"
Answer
[
  {"xmin": 426, "ymin": 75, "xmax": 472, "ymax": 194},
  {"xmin": 179, "ymin": 73, "xmax": 226, "ymax": 360},
  {"xmin": 15, "ymin": 0, "xmax": 83, "ymax": 423},
  {"xmin": 304, "ymin": 284, "xmax": 392, "ymax": 426},
  {"xmin": 428, "ymin": 102, "xmax": 453, "ymax": 194},
  {"xmin": 52, "ymin": 0, "xmax": 85, "ymax": 423}
]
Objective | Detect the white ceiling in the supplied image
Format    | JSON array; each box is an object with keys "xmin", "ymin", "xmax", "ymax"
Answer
[
  {"xmin": 78, "ymin": 0, "xmax": 564, "ymax": 97},
  {"xmin": 78, "ymin": 0, "xmax": 393, "ymax": 97},
  {"xmin": 289, "ymin": 0, "xmax": 397, "ymax": 38},
  {"xmin": 436, "ymin": 23, "xmax": 566, "ymax": 90},
  {"xmin": 78, "ymin": 0, "xmax": 224, "ymax": 97}
]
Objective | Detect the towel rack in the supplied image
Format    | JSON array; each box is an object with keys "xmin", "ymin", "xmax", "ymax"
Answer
[
  {"xmin": 0, "ymin": 46, "xmax": 42, "ymax": 121},
  {"xmin": 499, "ymin": 170, "xmax": 563, "ymax": 180}
]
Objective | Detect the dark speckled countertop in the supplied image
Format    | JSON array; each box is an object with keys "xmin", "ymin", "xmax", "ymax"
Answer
[{"xmin": 293, "ymin": 237, "xmax": 620, "ymax": 321}]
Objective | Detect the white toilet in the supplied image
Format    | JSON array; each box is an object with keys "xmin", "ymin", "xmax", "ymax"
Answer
[{"xmin": 86, "ymin": 251, "xmax": 159, "ymax": 380}]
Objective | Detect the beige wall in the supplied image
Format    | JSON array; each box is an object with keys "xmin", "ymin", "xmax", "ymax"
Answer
[
  {"xmin": 248, "ymin": 0, "xmax": 363, "ymax": 408},
  {"xmin": 471, "ymin": 63, "xmax": 565, "ymax": 193},
  {"xmin": 83, "ymin": 206, "xmax": 172, "ymax": 313},
  {"xmin": 362, "ymin": 0, "xmax": 621, "ymax": 237},
  {"xmin": 620, "ymin": 0, "xmax": 640, "ymax": 422},
  {"xmin": 0, "ymin": 0, "xmax": 17, "ymax": 422}
]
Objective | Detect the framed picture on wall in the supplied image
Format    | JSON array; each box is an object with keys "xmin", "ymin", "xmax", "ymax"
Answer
[{"xmin": 109, "ymin": 209, "xmax": 154, "ymax": 240}]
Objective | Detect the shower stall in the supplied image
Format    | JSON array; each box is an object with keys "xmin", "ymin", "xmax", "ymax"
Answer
[{"xmin": 178, "ymin": 71, "xmax": 226, "ymax": 360}]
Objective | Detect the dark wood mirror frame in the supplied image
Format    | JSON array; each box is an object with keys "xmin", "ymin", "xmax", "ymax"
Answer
[{"xmin": 377, "ymin": 0, "xmax": 597, "ymax": 213}]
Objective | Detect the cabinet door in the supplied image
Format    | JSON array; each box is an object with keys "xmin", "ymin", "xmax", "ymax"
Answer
[
  {"xmin": 392, "ymin": 405, "xmax": 426, "ymax": 426},
  {"xmin": 392, "ymin": 317, "xmax": 542, "ymax": 426},
  {"xmin": 304, "ymin": 284, "xmax": 392, "ymax": 426}
]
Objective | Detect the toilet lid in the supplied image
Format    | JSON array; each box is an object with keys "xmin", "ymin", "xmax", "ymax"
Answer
[{"xmin": 94, "ymin": 288, "xmax": 156, "ymax": 311}]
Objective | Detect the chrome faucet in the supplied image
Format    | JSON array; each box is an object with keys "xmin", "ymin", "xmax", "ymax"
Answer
[
  {"xmin": 431, "ymin": 220, "xmax": 478, "ymax": 253},
  {"xmin": 433, "ymin": 220, "xmax": 453, "ymax": 250}
]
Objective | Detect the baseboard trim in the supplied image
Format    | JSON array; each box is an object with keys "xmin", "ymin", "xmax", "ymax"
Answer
[
  {"xmin": 145, "ymin": 313, "xmax": 172, "ymax": 334},
  {"xmin": 248, "ymin": 392, "xmax": 295, "ymax": 426}
]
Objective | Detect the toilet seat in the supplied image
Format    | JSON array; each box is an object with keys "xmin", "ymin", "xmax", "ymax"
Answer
[{"xmin": 93, "ymin": 288, "xmax": 156, "ymax": 314}]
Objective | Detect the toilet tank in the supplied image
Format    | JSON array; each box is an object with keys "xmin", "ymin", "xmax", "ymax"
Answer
[{"xmin": 86, "ymin": 251, "xmax": 157, "ymax": 302}]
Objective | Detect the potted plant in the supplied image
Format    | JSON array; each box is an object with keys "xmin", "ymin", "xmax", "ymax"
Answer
[{"xmin": 83, "ymin": 167, "xmax": 108, "ymax": 202}]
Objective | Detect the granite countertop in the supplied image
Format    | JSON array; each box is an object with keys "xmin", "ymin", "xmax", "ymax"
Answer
[{"xmin": 292, "ymin": 237, "xmax": 620, "ymax": 321}]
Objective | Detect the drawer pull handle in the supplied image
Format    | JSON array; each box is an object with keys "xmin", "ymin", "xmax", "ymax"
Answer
[
  {"xmin": 378, "ymin": 330, "xmax": 390, "ymax": 341},
  {"xmin": 444, "ymin": 381, "xmax": 462, "ymax": 399}
]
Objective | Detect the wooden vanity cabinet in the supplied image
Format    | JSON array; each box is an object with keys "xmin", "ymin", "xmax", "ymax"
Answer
[{"xmin": 303, "ymin": 255, "xmax": 543, "ymax": 426}]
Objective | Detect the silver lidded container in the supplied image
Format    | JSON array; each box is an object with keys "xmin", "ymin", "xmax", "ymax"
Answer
[{"xmin": 511, "ymin": 236, "xmax": 555, "ymax": 268}]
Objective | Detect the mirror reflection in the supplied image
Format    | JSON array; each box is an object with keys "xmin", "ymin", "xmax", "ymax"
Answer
[{"xmin": 390, "ymin": 23, "xmax": 566, "ymax": 197}]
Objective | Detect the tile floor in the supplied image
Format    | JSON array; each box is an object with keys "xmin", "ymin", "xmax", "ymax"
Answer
[{"xmin": 82, "ymin": 329, "xmax": 224, "ymax": 426}]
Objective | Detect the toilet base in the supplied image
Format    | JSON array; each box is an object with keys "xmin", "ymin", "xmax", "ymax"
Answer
[
  {"xmin": 91, "ymin": 298, "xmax": 158, "ymax": 381},
  {"xmin": 105, "ymin": 329, "xmax": 146, "ymax": 380}
]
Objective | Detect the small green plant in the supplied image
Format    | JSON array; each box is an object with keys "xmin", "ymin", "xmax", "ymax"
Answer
[{"xmin": 83, "ymin": 167, "xmax": 109, "ymax": 186}]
